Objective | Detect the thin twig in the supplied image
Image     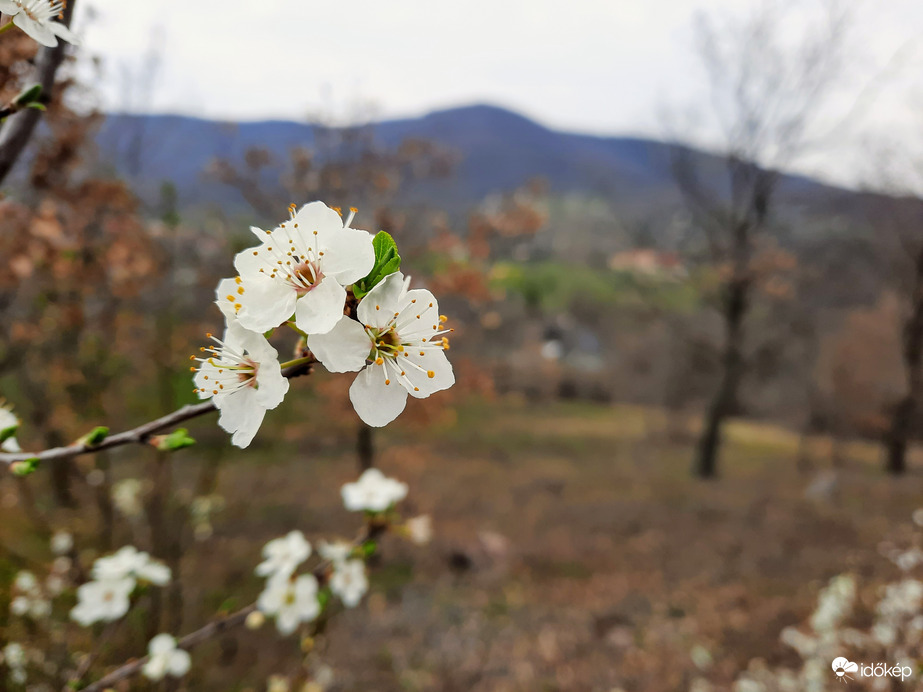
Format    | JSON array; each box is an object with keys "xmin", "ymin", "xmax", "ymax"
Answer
[
  {"xmin": 1, "ymin": 359, "xmax": 314, "ymax": 466},
  {"xmin": 0, "ymin": 1, "xmax": 77, "ymax": 186},
  {"xmin": 76, "ymin": 524, "xmax": 383, "ymax": 692}
]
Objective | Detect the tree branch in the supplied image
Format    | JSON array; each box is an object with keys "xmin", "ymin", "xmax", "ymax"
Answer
[
  {"xmin": 0, "ymin": 0, "xmax": 77, "ymax": 186},
  {"xmin": 0, "ymin": 359, "xmax": 314, "ymax": 466}
]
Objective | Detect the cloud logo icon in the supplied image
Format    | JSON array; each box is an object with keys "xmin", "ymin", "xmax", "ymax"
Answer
[{"xmin": 832, "ymin": 657, "xmax": 859, "ymax": 682}]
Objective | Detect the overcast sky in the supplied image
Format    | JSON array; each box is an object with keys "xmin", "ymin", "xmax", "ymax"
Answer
[{"xmin": 73, "ymin": 0, "xmax": 923, "ymax": 188}]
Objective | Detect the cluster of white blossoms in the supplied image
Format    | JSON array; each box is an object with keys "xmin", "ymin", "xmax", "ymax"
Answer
[
  {"xmin": 0, "ymin": 0, "xmax": 79, "ymax": 47},
  {"xmin": 191, "ymin": 201, "xmax": 454, "ymax": 448},
  {"xmin": 70, "ymin": 545, "xmax": 170, "ymax": 626},
  {"xmin": 254, "ymin": 468, "xmax": 411, "ymax": 636},
  {"xmin": 705, "ymin": 511, "xmax": 923, "ymax": 692},
  {"xmin": 10, "ymin": 570, "xmax": 51, "ymax": 621},
  {"xmin": 141, "ymin": 634, "xmax": 191, "ymax": 682}
]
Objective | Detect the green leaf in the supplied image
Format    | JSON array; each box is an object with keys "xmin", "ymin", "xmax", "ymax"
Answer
[
  {"xmin": 80, "ymin": 426, "xmax": 109, "ymax": 446},
  {"xmin": 353, "ymin": 231, "xmax": 401, "ymax": 299},
  {"xmin": 0, "ymin": 424, "xmax": 18, "ymax": 445},
  {"xmin": 152, "ymin": 428, "xmax": 196, "ymax": 452},
  {"xmin": 14, "ymin": 83, "xmax": 42, "ymax": 106},
  {"xmin": 11, "ymin": 458, "xmax": 39, "ymax": 476},
  {"xmin": 361, "ymin": 540, "xmax": 377, "ymax": 557},
  {"xmin": 25, "ymin": 102, "xmax": 46, "ymax": 112}
]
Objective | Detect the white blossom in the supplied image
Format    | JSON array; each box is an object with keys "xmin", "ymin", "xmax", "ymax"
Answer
[
  {"xmin": 255, "ymin": 530, "xmax": 311, "ymax": 579},
  {"xmin": 341, "ymin": 468, "xmax": 408, "ymax": 512},
  {"xmin": 2, "ymin": 642, "xmax": 26, "ymax": 684},
  {"xmin": 10, "ymin": 571, "xmax": 50, "ymax": 620},
  {"xmin": 232, "ymin": 202, "xmax": 375, "ymax": 335},
  {"xmin": 407, "ymin": 515, "xmax": 433, "ymax": 545},
  {"xmin": 192, "ymin": 320, "xmax": 289, "ymax": 448},
  {"xmin": 69, "ymin": 577, "xmax": 134, "ymax": 626},
  {"xmin": 329, "ymin": 559, "xmax": 368, "ymax": 608},
  {"xmin": 318, "ymin": 540, "xmax": 354, "ymax": 565},
  {"xmin": 0, "ymin": 399, "xmax": 21, "ymax": 453},
  {"xmin": 141, "ymin": 634, "xmax": 191, "ymax": 681},
  {"xmin": 0, "ymin": 0, "xmax": 79, "ymax": 47},
  {"xmin": 309, "ymin": 272, "xmax": 454, "ymax": 427},
  {"xmin": 91, "ymin": 546, "xmax": 170, "ymax": 585},
  {"xmin": 50, "ymin": 531, "xmax": 73, "ymax": 555},
  {"xmin": 257, "ymin": 574, "xmax": 321, "ymax": 635},
  {"xmin": 112, "ymin": 478, "xmax": 144, "ymax": 518}
]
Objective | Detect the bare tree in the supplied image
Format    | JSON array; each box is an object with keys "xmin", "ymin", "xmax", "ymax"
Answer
[{"xmin": 671, "ymin": 1, "xmax": 848, "ymax": 478}]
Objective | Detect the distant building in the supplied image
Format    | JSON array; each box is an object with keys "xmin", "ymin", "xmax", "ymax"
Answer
[{"xmin": 607, "ymin": 248, "xmax": 687, "ymax": 280}]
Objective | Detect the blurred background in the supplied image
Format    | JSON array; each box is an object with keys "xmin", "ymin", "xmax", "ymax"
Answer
[{"xmin": 4, "ymin": 0, "xmax": 923, "ymax": 690}]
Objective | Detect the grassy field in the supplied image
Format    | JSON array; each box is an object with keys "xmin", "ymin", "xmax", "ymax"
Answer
[{"xmin": 4, "ymin": 396, "xmax": 923, "ymax": 691}]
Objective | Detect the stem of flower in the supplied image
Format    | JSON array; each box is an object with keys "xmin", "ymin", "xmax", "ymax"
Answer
[
  {"xmin": 279, "ymin": 355, "xmax": 315, "ymax": 370},
  {"xmin": 0, "ymin": 22, "xmax": 15, "ymax": 36},
  {"xmin": 285, "ymin": 320, "xmax": 308, "ymax": 338}
]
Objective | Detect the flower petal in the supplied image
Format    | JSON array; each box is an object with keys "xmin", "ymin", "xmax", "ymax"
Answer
[
  {"xmin": 254, "ymin": 360, "xmax": 289, "ymax": 409},
  {"xmin": 235, "ymin": 276, "xmax": 297, "ymax": 333},
  {"xmin": 308, "ymin": 317, "xmax": 370, "ymax": 373},
  {"xmin": 291, "ymin": 201, "xmax": 345, "ymax": 234},
  {"xmin": 320, "ymin": 227, "xmax": 375, "ymax": 285},
  {"xmin": 50, "ymin": 20, "xmax": 79, "ymax": 45},
  {"xmin": 348, "ymin": 365, "xmax": 408, "ymax": 427},
  {"xmin": 293, "ymin": 275, "xmax": 346, "ymax": 335},
  {"xmin": 357, "ymin": 272, "xmax": 406, "ymax": 328},
  {"xmin": 0, "ymin": 1, "xmax": 22, "ymax": 15},
  {"xmin": 167, "ymin": 649, "xmax": 191, "ymax": 677},
  {"xmin": 149, "ymin": 634, "xmax": 176, "ymax": 656},
  {"xmin": 14, "ymin": 13, "xmax": 57, "ymax": 46},
  {"xmin": 400, "ymin": 348, "xmax": 455, "ymax": 398}
]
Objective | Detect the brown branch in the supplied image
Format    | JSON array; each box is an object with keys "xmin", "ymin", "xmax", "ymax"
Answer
[
  {"xmin": 76, "ymin": 523, "xmax": 384, "ymax": 692},
  {"xmin": 1, "ymin": 359, "xmax": 315, "ymax": 466},
  {"xmin": 0, "ymin": 0, "xmax": 77, "ymax": 186}
]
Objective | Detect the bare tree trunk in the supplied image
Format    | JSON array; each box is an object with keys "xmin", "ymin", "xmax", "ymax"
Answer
[
  {"xmin": 694, "ymin": 272, "xmax": 748, "ymax": 478},
  {"xmin": 357, "ymin": 422, "xmax": 375, "ymax": 472},
  {"xmin": 885, "ymin": 244, "xmax": 923, "ymax": 475}
]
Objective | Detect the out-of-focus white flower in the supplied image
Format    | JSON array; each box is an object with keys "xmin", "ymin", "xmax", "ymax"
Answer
[
  {"xmin": 267, "ymin": 675, "xmax": 291, "ymax": 692},
  {"xmin": 245, "ymin": 610, "xmax": 266, "ymax": 630},
  {"xmin": 406, "ymin": 515, "xmax": 433, "ymax": 545},
  {"xmin": 10, "ymin": 571, "xmax": 50, "ymax": 620},
  {"xmin": 913, "ymin": 508, "xmax": 923, "ymax": 527},
  {"xmin": 51, "ymin": 556, "xmax": 71, "ymax": 574},
  {"xmin": 112, "ymin": 479, "xmax": 144, "ymax": 518},
  {"xmin": 329, "ymin": 559, "xmax": 368, "ymax": 608},
  {"xmin": 0, "ymin": 399, "xmax": 21, "ymax": 453},
  {"xmin": 0, "ymin": 0, "xmax": 79, "ymax": 47},
  {"xmin": 92, "ymin": 546, "xmax": 170, "ymax": 585},
  {"xmin": 341, "ymin": 468, "xmax": 408, "ymax": 512},
  {"xmin": 257, "ymin": 574, "xmax": 321, "ymax": 635},
  {"xmin": 809, "ymin": 574, "xmax": 855, "ymax": 633},
  {"xmin": 192, "ymin": 321, "xmax": 289, "ymax": 448},
  {"xmin": 70, "ymin": 578, "xmax": 134, "ymax": 626},
  {"xmin": 50, "ymin": 531, "xmax": 73, "ymax": 555},
  {"xmin": 232, "ymin": 202, "xmax": 374, "ymax": 335},
  {"xmin": 318, "ymin": 540, "xmax": 353, "ymax": 565},
  {"xmin": 2, "ymin": 642, "xmax": 27, "ymax": 684},
  {"xmin": 255, "ymin": 531, "xmax": 311, "ymax": 579},
  {"xmin": 45, "ymin": 574, "xmax": 64, "ymax": 596},
  {"xmin": 894, "ymin": 547, "xmax": 923, "ymax": 571},
  {"xmin": 309, "ymin": 272, "xmax": 454, "ymax": 427},
  {"xmin": 141, "ymin": 634, "xmax": 191, "ymax": 681}
]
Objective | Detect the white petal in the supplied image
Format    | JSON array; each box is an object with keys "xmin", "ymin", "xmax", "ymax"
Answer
[
  {"xmin": 149, "ymin": 634, "xmax": 176, "ymax": 656},
  {"xmin": 348, "ymin": 365, "xmax": 408, "ymax": 427},
  {"xmin": 276, "ymin": 608, "xmax": 300, "ymax": 635},
  {"xmin": 215, "ymin": 277, "xmax": 242, "ymax": 319},
  {"xmin": 2, "ymin": 436, "xmax": 21, "ymax": 452},
  {"xmin": 167, "ymin": 649, "xmax": 191, "ymax": 677},
  {"xmin": 357, "ymin": 272, "xmax": 406, "ymax": 328},
  {"xmin": 320, "ymin": 227, "xmax": 375, "ymax": 285},
  {"xmin": 254, "ymin": 356, "xmax": 288, "ymax": 409},
  {"xmin": 50, "ymin": 20, "xmax": 79, "ymax": 45},
  {"xmin": 0, "ymin": 1, "xmax": 22, "ymax": 14},
  {"xmin": 14, "ymin": 13, "xmax": 57, "ymax": 46},
  {"xmin": 216, "ymin": 388, "xmax": 265, "ymax": 448},
  {"xmin": 400, "ymin": 288, "xmax": 441, "ymax": 339},
  {"xmin": 400, "ymin": 349, "xmax": 455, "ymax": 398},
  {"xmin": 291, "ymin": 201, "xmax": 345, "ymax": 234},
  {"xmin": 308, "ymin": 317, "xmax": 370, "ymax": 373},
  {"xmin": 142, "ymin": 656, "xmax": 168, "ymax": 681},
  {"xmin": 293, "ymin": 275, "xmax": 346, "ymax": 335},
  {"xmin": 235, "ymin": 277, "xmax": 297, "ymax": 333}
]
